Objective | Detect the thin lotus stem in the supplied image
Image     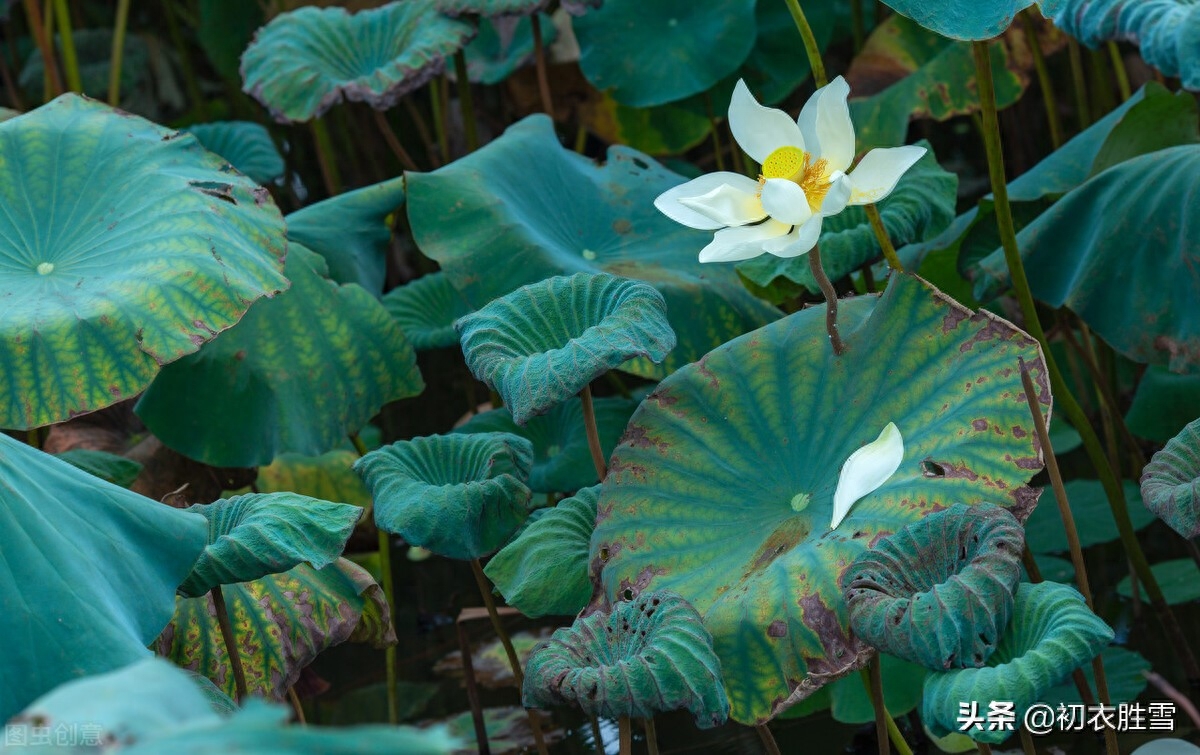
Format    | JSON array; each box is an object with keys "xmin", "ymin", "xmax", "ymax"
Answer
[
  {"xmin": 22, "ymin": 0, "xmax": 62, "ymax": 97},
  {"xmin": 1019, "ymin": 9, "xmax": 1063, "ymax": 149},
  {"xmin": 1107, "ymin": 42, "xmax": 1131, "ymax": 101},
  {"xmin": 863, "ymin": 662, "xmax": 890, "ymax": 755},
  {"xmin": 402, "ymin": 97, "xmax": 440, "ymax": 168},
  {"xmin": 972, "ymin": 39, "xmax": 1200, "ymax": 683},
  {"xmin": 1019, "ymin": 729, "xmax": 1036, "ymax": 755},
  {"xmin": 457, "ymin": 619, "xmax": 492, "ymax": 755},
  {"xmin": 41, "ymin": 0, "xmax": 54, "ymax": 102},
  {"xmin": 160, "ymin": 0, "xmax": 206, "ymax": 119},
  {"xmin": 287, "ymin": 687, "xmax": 307, "ymax": 724},
  {"xmin": 861, "ymin": 262, "xmax": 877, "ymax": 293},
  {"xmin": 643, "ymin": 718, "xmax": 660, "ymax": 755},
  {"xmin": 108, "ymin": 0, "xmax": 131, "ymax": 105},
  {"xmin": 589, "ymin": 715, "xmax": 605, "ymax": 750},
  {"xmin": 469, "ymin": 558, "xmax": 550, "ymax": 755},
  {"xmin": 0, "ymin": 38, "xmax": 25, "ymax": 110},
  {"xmin": 976, "ymin": 743, "xmax": 993, "ymax": 755},
  {"xmin": 51, "ymin": 0, "xmax": 79, "ymax": 92},
  {"xmin": 1021, "ymin": 545, "xmax": 1042, "ymax": 581},
  {"xmin": 211, "ymin": 585, "xmax": 249, "ymax": 703},
  {"xmin": 1066, "ymin": 38, "xmax": 1091, "ymax": 129},
  {"xmin": 431, "ymin": 77, "xmax": 450, "ymax": 164},
  {"xmin": 864, "ymin": 203, "xmax": 903, "ymax": 272},
  {"xmin": 1143, "ymin": 670, "xmax": 1200, "ymax": 729},
  {"xmin": 782, "ymin": 0, "xmax": 827, "ymax": 88},
  {"xmin": 618, "ymin": 717, "xmax": 632, "ymax": 755},
  {"xmin": 755, "ymin": 724, "xmax": 782, "ymax": 755},
  {"xmin": 580, "ymin": 384, "xmax": 608, "ymax": 481},
  {"xmin": 808, "ymin": 245, "xmax": 846, "ymax": 356},
  {"xmin": 529, "ymin": 13, "xmax": 554, "ymax": 117},
  {"xmin": 574, "ymin": 123, "xmax": 587, "ymax": 154},
  {"xmin": 373, "ymin": 109, "xmax": 420, "ymax": 172},
  {"xmin": 453, "ymin": 51, "xmax": 478, "ymax": 152},
  {"xmin": 310, "ymin": 119, "xmax": 343, "ymax": 196},
  {"xmin": 704, "ymin": 93, "xmax": 726, "ymax": 172}
]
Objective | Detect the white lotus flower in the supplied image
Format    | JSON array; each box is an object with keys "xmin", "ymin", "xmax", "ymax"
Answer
[
  {"xmin": 655, "ymin": 77, "xmax": 928, "ymax": 263},
  {"xmin": 831, "ymin": 422, "xmax": 904, "ymax": 531}
]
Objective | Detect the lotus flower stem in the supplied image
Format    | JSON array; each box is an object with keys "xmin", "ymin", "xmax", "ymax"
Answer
[
  {"xmin": 287, "ymin": 687, "xmax": 307, "ymax": 724},
  {"xmin": 403, "ymin": 97, "xmax": 440, "ymax": 168},
  {"xmin": 864, "ymin": 203, "xmax": 903, "ymax": 272},
  {"xmin": 456, "ymin": 619, "xmax": 492, "ymax": 755},
  {"xmin": 51, "ymin": 0, "xmax": 79, "ymax": 93},
  {"xmin": 1106, "ymin": 42, "xmax": 1131, "ymax": 101},
  {"xmin": 807, "ymin": 245, "xmax": 846, "ymax": 355},
  {"xmin": 529, "ymin": 13, "xmax": 554, "ymax": 117},
  {"xmin": 211, "ymin": 585, "xmax": 249, "ymax": 703},
  {"xmin": 431, "ymin": 78, "xmax": 450, "ymax": 164},
  {"xmin": 782, "ymin": 0, "xmax": 827, "ymax": 88},
  {"xmin": 755, "ymin": 724, "xmax": 782, "ymax": 755},
  {"xmin": 1066, "ymin": 38, "xmax": 1091, "ymax": 129},
  {"xmin": 976, "ymin": 743, "xmax": 993, "ymax": 755},
  {"xmin": 22, "ymin": 0, "xmax": 62, "ymax": 97},
  {"xmin": 310, "ymin": 119, "xmax": 343, "ymax": 196},
  {"xmin": 1018, "ymin": 10, "xmax": 1063, "ymax": 149},
  {"xmin": 643, "ymin": 718, "xmax": 660, "ymax": 755},
  {"xmin": 372, "ymin": 109, "xmax": 420, "ymax": 172},
  {"xmin": 857, "ymin": 664, "xmax": 913, "ymax": 755},
  {"xmin": 860, "ymin": 262, "xmax": 877, "ymax": 293},
  {"xmin": 469, "ymin": 558, "xmax": 550, "ymax": 755},
  {"xmin": 1018, "ymin": 727, "xmax": 1036, "ymax": 755},
  {"xmin": 972, "ymin": 39, "xmax": 1200, "ymax": 684},
  {"xmin": 618, "ymin": 716, "xmax": 632, "ymax": 755},
  {"xmin": 453, "ymin": 51, "xmax": 479, "ymax": 152},
  {"xmin": 589, "ymin": 715, "xmax": 605, "ymax": 751},
  {"xmin": 580, "ymin": 385, "xmax": 608, "ymax": 480},
  {"xmin": 107, "ymin": 0, "xmax": 131, "ymax": 105}
]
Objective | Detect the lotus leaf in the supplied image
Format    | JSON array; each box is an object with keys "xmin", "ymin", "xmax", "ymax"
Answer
[
  {"xmin": 1040, "ymin": 646, "xmax": 1149, "ymax": 707},
  {"xmin": 198, "ymin": 0, "xmax": 264, "ymax": 81},
  {"xmin": 1044, "ymin": 0, "xmax": 1200, "ymax": 89},
  {"xmin": 253, "ymin": 450, "xmax": 373, "ymax": 508},
  {"xmin": 778, "ymin": 653, "xmax": 928, "ymax": 725},
  {"xmin": 136, "ymin": 244, "xmax": 423, "ymax": 467},
  {"xmin": 456, "ymin": 273, "xmax": 674, "ymax": 424},
  {"xmin": 922, "ymin": 582, "xmax": 1114, "ymax": 744},
  {"xmin": 592, "ymin": 273, "xmax": 1049, "ymax": 725},
  {"xmin": 1127, "ymin": 366, "xmax": 1200, "ymax": 442},
  {"xmin": 354, "ymin": 432, "xmax": 534, "ymax": 559},
  {"xmin": 160, "ymin": 559, "xmax": 394, "ymax": 700},
  {"xmin": 571, "ymin": 0, "xmax": 754, "ymax": 108},
  {"xmin": 1140, "ymin": 416, "xmax": 1200, "ymax": 539},
  {"xmin": 285, "ymin": 176, "xmax": 407, "ymax": 295},
  {"xmin": 879, "ymin": 0, "xmax": 1047, "ymax": 40},
  {"xmin": 1133, "ymin": 743, "xmax": 1200, "ymax": 755},
  {"xmin": 240, "ymin": 3, "xmax": 475, "ymax": 123},
  {"xmin": 462, "ymin": 14, "xmax": 555, "ymax": 84},
  {"xmin": 1023, "ymin": 480, "xmax": 1154, "ymax": 553},
  {"xmin": 0, "ymin": 432, "xmax": 207, "ymax": 720},
  {"xmin": 454, "ymin": 396, "xmax": 637, "ymax": 492},
  {"xmin": 383, "ymin": 272, "xmax": 473, "ymax": 350},
  {"xmin": 186, "ymin": 121, "xmax": 285, "ymax": 185},
  {"xmin": 1118, "ymin": 559, "xmax": 1200, "ymax": 604},
  {"xmin": 735, "ymin": 142, "xmax": 956, "ymax": 303},
  {"xmin": 524, "ymin": 591, "xmax": 729, "ymax": 726},
  {"xmin": 438, "ymin": 0, "xmax": 547, "ymax": 16},
  {"xmin": 578, "ymin": 94, "xmax": 713, "ymax": 156},
  {"xmin": 0, "ymin": 94, "xmax": 288, "ymax": 429},
  {"xmin": 844, "ymin": 503, "xmax": 1024, "ymax": 670},
  {"xmin": 178, "ymin": 493, "xmax": 362, "ymax": 596},
  {"xmin": 974, "ymin": 146, "xmax": 1200, "ymax": 373},
  {"xmin": 485, "ymin": 485, "xmax": 600, "ymax": 617},
  {"xmin": 55, "ymin": 448, "xmax": 142, "ymax": 488}
]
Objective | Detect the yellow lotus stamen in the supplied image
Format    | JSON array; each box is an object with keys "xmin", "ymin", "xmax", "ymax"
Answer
[{"xmin": 759, "ymin": 146, "xmax": 832, "ymax": 214}]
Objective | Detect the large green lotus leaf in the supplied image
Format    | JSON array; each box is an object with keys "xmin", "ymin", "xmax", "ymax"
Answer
[
  {"xmin": 578, "ymin": 94, "xmax": 712, "ymax": 156},
  {"xmin": 252, "ymin": 449, "xmax": 373, "ymax": 507},
  {"xmin": 974, "ymin": 146, "xmax": 1200, "ymax": 373},
  {"xmin": 382, "ymin": 271, "xmax": 473, "ymax": 351},
  {"xmin": 1088, "ymin": 86, "xmax": 1199, "ymax": 176},
  {"xmin": 571, "ymin": 0, "xmax": 754, "ymax": 107},
  {"xmin": 1127, "ymin": 366, "xmax": 1200, "ymax": 442},
  {"xmin": 406, "ymin": 115, "xmax": 780, "ymax": 378},
  {"xmin": 485, "ymin": 485, "xmax": 600, "ymax": 617},
  {"xmin": 1118, "ymin": 559, "xmax": 1200, "ymax": 604},
  {"xmin": 9, "ymin": 658, "xmax": 459, "ymax": 754},
  {"xmin": 921, "ymin": 582, "xmax": 1113, "ymax": 744},
  {"xmin": 735, "ymin": 142, "xmax": 955, "ymax": 303},
  {"xmin": 240, "ymin": 3, "xmax": 475, "ymax": 123},
  {"xmin": 19, "ymin": 29, "xmax": 147, "ymax": 105},
  {"xmin": 159, "ymin": 558, "xmax": 394, "ymax": 701},
  {"xmin": 879, "ymin": 0, "xmax": 1043, "ymax": 40},
  {"xmin": 462, "ymin": 14, "xmax": 555, "ymax": 85},
  {"xmin": 55, "ymin": 448, "xmax": 142, "ymax": 488},
  {"xmin": 354, "ymin": 433, "xmax": 535, "ymax": 559},
  {"xmin": 0, "ymin": 432, "xmax": 207, "ymax": 720},
  {"xmin": 198, "ymin": 0, "xmax": 264, "ymax": 82},
  {"xmin": 285, "ymin": 176, "xmax": 407, "ymax": 296},
  {"xmin": 179, "ymin": 492, "xmax": 362, "ymax": 596},
  {"xmin": 1023, "ymin": 480, "xmax": 1154, "ymax": 554},
  {"xmin": 1044, "ymin": 0, "xmax": 1200, "ymax": 89},
  {"xmin": 844, "ymin": 504, "xmax": 1024, "ymax": 671},
  {"xmin": 456, "ymin": 273, "xmax": 675, "ymax": 424},
  {"xmin": 524, "ymin": 591, "xmax": 729, "ymax": 726},
  {"xmin": 0, "ymin": 94, "xmax": 288, "ymax": 429},
  {"xmin": 454, "ymin": 396, "xmax": 637, "ymax": 493},
  {"xmin": 135, "ymin": 244, "xmax": 423, "ymax": 467},
  {"xmin": 185, "ymin": 121, "xmax": 285, "ymax": 185},
  {"xmin": 592, "ymin": 272, "xmax": 1049, "ymax": 725},
  {"xmin": 1140, "ymin": 416, "xmax": 1200, "ymax": 538},
  {"xmin": 846, "ymin": 16, "xmax": 1036, "ymax": 151}
]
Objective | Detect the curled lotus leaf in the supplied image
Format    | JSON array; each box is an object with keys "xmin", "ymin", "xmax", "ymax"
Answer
[
  {"xmin": 383, "ymin": 272, "xmax": 474, "ymax": 351},
  {"xmin": 240, "ymin": 3, "xmax": 475, "ymax": 123},
  {"xmin": 0, "ymin": 94, "xmax": 287, "ymax": 429},
  {"xmin": 354, "ymin": 433, "xmax": 535, "ymax": 559},
  {"xmin": 843, "ymin": 503, "xmax": 1024, "ymax": 670},
  {"xmin": 523, "ymin": 591, "xmax": 729, "ymax": 726},
  {"xmin": 178, "ymin": 493, "xmax": 363, "ymax": 597},
  {"xmin": 879, "ymin": 0, "xmax": 1049, "ymax": 40},
  {"xmin": 1140, "ymin": 416, "xmax": 1200, "ymax": 538},
  {"xmin": 922, "ymin": 581, "xmax": 1114, "ymax": 744},
  {"xmin": 462, "ymin": 14, "xmax": 556, "ymax": 85},
  {"xmin": 484, "ymin": 485, "xmax": 600, "ymax": 617},
  {"xmin": 454, "ymin": 396, "xmax": 638, "ymax": 493},
  {"xmin": 592, "ymin": 272, "xmax": 1049, "ymax": 725},
  {"xmin": 457, "ymin": 273, "xmax": 674, "ymax": 425},
  {"xmin": 185, "ymin": 121, "xmax": 285, "ymax": 185}
]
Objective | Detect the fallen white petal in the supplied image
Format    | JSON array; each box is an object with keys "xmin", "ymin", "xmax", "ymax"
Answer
[
  {"xmin": 655, "ymin": 172, "xmax": 763, "ymax": 230},
  {"xmin": 698, "ymin": 219, "xmax": 792, "ymax": 263},
  {"xmin": 760, "ymin": 178, "xmax": 813, "ymax": 226},
  {"xmin": 762, "ymin": 214, "xmax": 823, "ymax": 258},
  {"xmin": 797, "ymin": 76, "xmax": 855, "ymax": 173},
  {"xmin": 729, "ymin": 79, "xmax": 805, "ymax": 165},
  {"xmin": 846, "ymin": 145, "xmax": 927, "ymax": 206},
  {"xmin": 831, "ymin": 422, "xmax": 904, "ymax": 531}
]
